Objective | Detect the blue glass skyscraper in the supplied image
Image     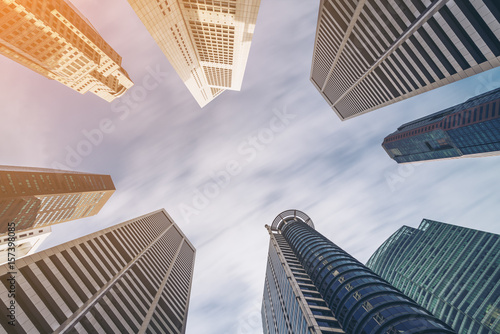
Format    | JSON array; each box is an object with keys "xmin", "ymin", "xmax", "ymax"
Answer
[
  {"xmin": 261, "ymin": 210, "xmax": 455, "ymax": 334},
  {"xmin": 383, "ymin": 87, "xmax": 500, "ymax": 163}
]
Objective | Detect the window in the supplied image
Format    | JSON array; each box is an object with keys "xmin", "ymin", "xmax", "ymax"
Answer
[
  {"xmin": 373, "ymin": 312, "xmax": 385, "ymax": 325},
  {"xmin": 362, "ymin": 301, "xmax": 373, "ymax": 312},
  {"xmin": 353, "ymin": 291, "xmax": 362, "ymax": 300}
]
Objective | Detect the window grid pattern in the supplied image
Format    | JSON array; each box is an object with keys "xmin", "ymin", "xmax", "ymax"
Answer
[
  {"xmin": 0, "ymin": 0, "xmax": 133, "ymax": 102},
  {"xmin": 128, "ymin": 0, "xmax": 260, "ymax": 107},
  {"xmin": 204, "ymin": 66, "xmax": 232, "ymax": 87},
  {"xmin": 0, "ymin": 167, "xmax": 114, "ymax": 234},
  {"xmin": 367, "ymin": 219, "xmax": 500, "ymax": 333},
  {"xmin": 190, "ymin": 21, "xmax": 235, "ymax": 65},
  {"xmin": 382, "ymin": 87, "xmax": 500, "ymax": 163},
  {"xmin": 182, "ymin": 0, "xmax": 237, "ymax": 14}
]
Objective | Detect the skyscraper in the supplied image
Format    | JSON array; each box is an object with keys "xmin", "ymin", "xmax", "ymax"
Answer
[
  {"xmin": 127, "ymin": 0, "xmax": 260, "ymax": 107},
  {"xmin": 367, "ymin": 219, "xmax": 500, "ymax": 334},
  {"xmin": 382, "ymin": 87, "xmax": 500, "ymax": 163},
  {"xmin": 310, "ymin": 0, "xmax": 500, "ymax": 120},
  {"xmin": 0, "ymin": 166, "xmax": 115, "ymax": 234},
  {"xmin": 262, "ymin": 210, "xmax": 455, "ymax": 334},
  {"xmin": 0, "ymin": 209, "xmax": 196, "ymax": 333},
  {"xmin": 0, "ymin": 0, "xmax": 133, "ymax": 102}
]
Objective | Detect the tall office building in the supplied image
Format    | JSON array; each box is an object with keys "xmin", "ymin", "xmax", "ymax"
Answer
[
  {"xmin": 127, "ymin": 0, "xmax": 260, "ymax": 107},
  {"xmin": 367, "ymin": 219, "xmax": 500, "ymax": 334},
  {"xmin": 382, "ymin": 87, "xmax": 500, "ymax": 163},
  {"xmin": 0, "ymin": 209, "xmax": 196, "ymax": 333},
  {"xmin": 311, "ymin": 0, "xmax": 500, "ymax": 120},
  {"xmin": 0, "ymin": 166, "xmax": 115, "ymax": 234},
  {"xmin": 0, "ymin": 0, "xmax": 133, "ymax": 102},
  {"xmin": 261, "ymin": 210, "xmax": 454, "ymax": 334}
]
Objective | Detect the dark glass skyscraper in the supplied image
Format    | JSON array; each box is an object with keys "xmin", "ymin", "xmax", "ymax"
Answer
[
  {"xmin": 261, "ymin": 210, "xmax": 455, "ymax": 334},
  {"xmin": 382, "ymin": 87, "xmax": 500, "ymax": 163},
  {"xmin": 367, "ymin": 219, "xmax": 500, "ymax": 334},
  {"xmin": 310, "ymin": 0, "xmax": 500, "ymax": 120}
]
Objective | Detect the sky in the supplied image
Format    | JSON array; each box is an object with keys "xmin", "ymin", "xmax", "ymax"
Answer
[{"xmin": 1, "ymin": 0, "xmax": 500, "ymax": 333}]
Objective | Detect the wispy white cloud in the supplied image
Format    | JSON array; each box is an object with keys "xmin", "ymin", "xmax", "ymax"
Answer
[{"xmin": 1, "ymin": 0, "xmax": 500, "ymax": 333}]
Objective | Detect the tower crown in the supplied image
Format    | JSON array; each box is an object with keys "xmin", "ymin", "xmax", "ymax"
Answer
[{"xmin": 271, "ymin": 209, "xmax": 314, "ymax": 232}]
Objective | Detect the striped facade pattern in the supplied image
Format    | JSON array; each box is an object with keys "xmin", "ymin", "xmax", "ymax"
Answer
[
  {"xmin": 311, "ymin": 0, "xmax": 500, "ymax": 120},
  {"xmin": 0, "ymin": 209, "xmax": 195, "ymax": 334},
  {"xmin": 382, "ymin": 87, "xmax": 500, "ymax": 163},
  {"xmin": 367, "ymin": 219, "xmax": 500, "ymax": 334},
  {"xmin": 0, "ymin": 166, "xmax": 115, "ymax": 234},
  {"xmin": 127, "ymin": 0, "xmax": 260, "ymax": 107},
  {"xmin": 262, "ymin": 226, "xmax": 345, "ymax": 334}
]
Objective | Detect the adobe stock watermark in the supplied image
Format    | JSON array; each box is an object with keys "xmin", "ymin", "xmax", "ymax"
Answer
[
  {"xmin": 177, "ymin": 106, "xmax": 297, "ymax": 223},
  {"xmin": 51, "ymin": 65, "xmax": 168, "ymax": 170},
  {"xmin": 385, "ymin": 161, "xmax": 423, "ymax": 192},
  {"xmin": 237, "ymin": 302, "xmax": 262, "ymax": 334}
]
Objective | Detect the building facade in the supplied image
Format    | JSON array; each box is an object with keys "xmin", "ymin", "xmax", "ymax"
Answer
[
  {"xmin": 367, "ymin": 219, "xmax": 500, "ymax": 334},
  {"xmin": 382, "ymin": 87, "xmax": 500, "ymax": 163},
  {"xmin": 311, "ymin": 0, "xmax": 500, "ymax": 120},
  {"xmin": 0, "ymin": 209, "xmax": 196, "ymax": 333},
  {"xmin": 0, "ymin": 166, "xmax": 115, "ymax": 234},
  {"xmin": 262, "ymin": 210, "xmax": 455, "ymax": 334},
  {"xmin": 127, "ymin": 0, "xmax": 260, "ymax": 107},
  {"xmin": 0, "ymin": 0, "xmax": 133, "ymax": 102},
  {"xmin": 0, "ymin": 226, "xmax": 51, "ymax": 265}
]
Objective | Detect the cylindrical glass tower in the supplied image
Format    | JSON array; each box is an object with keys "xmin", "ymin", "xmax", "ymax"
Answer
[{"xmin": 272, "ymin": 210, "xmax": 455, "ymax": 334}]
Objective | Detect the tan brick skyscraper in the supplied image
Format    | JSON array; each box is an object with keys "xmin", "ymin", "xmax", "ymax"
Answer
[
  {"xmin": 128, "ymin": 0, "xmax": 260, "ymax": 107},
  {"xmin": 0, "ymin": 166, "xmax": 115, "ymax": 234},
  {"xmin": 0, "ymin": 0, "xmax": 133, "ymax": 102}
]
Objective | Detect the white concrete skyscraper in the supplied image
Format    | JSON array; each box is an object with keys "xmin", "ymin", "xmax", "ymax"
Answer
[
  {"xmin": 127, "ymin": 0, "xmax": 260, "ymax": 107},
  {"xmin": 0, "ymin": 209, "xmax": 196, "ymax": 333}
]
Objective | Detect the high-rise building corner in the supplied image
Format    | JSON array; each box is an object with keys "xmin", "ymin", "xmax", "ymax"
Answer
[
  {"xmin": 0, "ymin": 165, "xmax": 115, "ymax": 234},
  {"xmin": 127, "ymin": 0, "xmax": 260, "ymax": 107},
  {"xmin": 0, "ymin": 209, "xmax": 196, "ymax": 333},
  {"xmin": 382, "ymin": 87, "xmax": 500, "ymax": 163},
  {"xmin": 0, "ymin": 0, "xmax": 134, "ymax": 102},
  {"xmin": 311, "ymin": 0, "xmax": 500, "ymax": 120}
]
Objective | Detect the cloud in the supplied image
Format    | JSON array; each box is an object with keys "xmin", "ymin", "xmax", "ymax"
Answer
[{"xmin": 1, "ymin": 0, "xmax": 500, "ymax": 333}]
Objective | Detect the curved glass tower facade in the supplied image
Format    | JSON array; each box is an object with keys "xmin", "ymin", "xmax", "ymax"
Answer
[{"xmin": 262, "ymin": 210, "xmax": 455, "ymax": 334}]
